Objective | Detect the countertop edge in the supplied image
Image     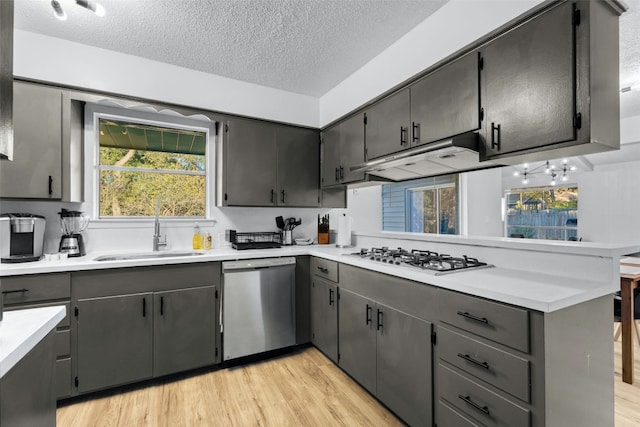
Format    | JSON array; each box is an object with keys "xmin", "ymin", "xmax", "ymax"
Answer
[{"xmin": 0, "ymin": 305, "xmax": 66, "ymax": 379}]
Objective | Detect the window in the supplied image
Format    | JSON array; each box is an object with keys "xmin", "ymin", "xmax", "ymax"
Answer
[
  {"xmin": 84, "ymin": 101, "xmax": 215, "ymax": 219},
  {"xmin": 98, "ymin": 118, "xmax": 207, "ymax": 217},
  {"xmin": 505, "ymin": 186, "xmax": 578, "ymax": 240},
  {"xmin": 382, "ymin": 175, "xmax": 459, "ymax": 234}
]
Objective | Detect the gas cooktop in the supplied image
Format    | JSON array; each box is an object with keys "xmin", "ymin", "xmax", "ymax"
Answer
[{"xmin": 346, "ymin": 247, "xmax": 493, "ymax": 275}]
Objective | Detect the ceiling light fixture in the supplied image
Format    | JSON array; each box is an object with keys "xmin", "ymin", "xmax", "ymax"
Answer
[
  {"xmin": 51, "ymin": 0, "xmax": 66, "ymax": 20},
  {"xmin": 50, "ymin": 0, "xmax": 106, "ymax": 20},
  {"xmin": 75, "ymin": 0, "xmax": 106, "ymax": 17},
  {"xmin": 512, "ymin": 159, "xmax": 576, "ymax": 186}
]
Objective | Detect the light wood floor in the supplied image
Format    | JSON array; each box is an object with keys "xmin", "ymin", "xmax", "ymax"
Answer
[
  {"xmin": 58, "ymin": 341, "xmax": 640, "ymax": 427},
  {"xmin": 56, "ymin": 347, "xmax": 402, "ymax": 427}
]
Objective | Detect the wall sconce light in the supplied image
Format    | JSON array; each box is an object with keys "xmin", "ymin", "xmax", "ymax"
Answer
[{"xmin": 513, "ymin": 159, "xmax": 577, "ymax": 186}]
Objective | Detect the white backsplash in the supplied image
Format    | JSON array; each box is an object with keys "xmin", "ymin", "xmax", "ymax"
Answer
[{"xmin": 0, "ymin": 200, "xmax": 330, "ymax": 254}]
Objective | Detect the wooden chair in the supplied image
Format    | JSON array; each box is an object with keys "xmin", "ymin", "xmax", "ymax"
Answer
[{"xmin": 614, "ymin": 288, "xmax": 640, "ymax": 345}]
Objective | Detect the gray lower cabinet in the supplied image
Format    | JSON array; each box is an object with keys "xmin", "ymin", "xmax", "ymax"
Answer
[
  {"xmin": 0, "ymin": 330, "xmax": 57, "ymax": 427},
  {"xmin": 310, "ymin": 276, "xmax": 338, "ymax": 363},
  {"xmin": 153, "ymin": 286, "xmax": 216, "ymax": 377},
  {"xmin": 72, "ymin": 263, "xmax": 220, "ymax": 396},
  {"xmin": 1, "ymin": 273, "xmax": 72, "ymax": 399},
  {"xmin": 76, "ymin": 293, "xmax": 153, "ymax": 393},
  {"xmin": 339, "ymin": 288, "xmax": 432, "ymax": 427}
]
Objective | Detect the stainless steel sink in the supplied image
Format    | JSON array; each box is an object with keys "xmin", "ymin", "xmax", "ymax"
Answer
[{"xmin": 94, "ymin": 251, "xmax": 205, "ymax": 261}]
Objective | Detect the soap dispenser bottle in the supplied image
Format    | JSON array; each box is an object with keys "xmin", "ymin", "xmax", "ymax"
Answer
[{"xmin": 192, "ymin": 223, "xmax": 202, "ymax": 250}]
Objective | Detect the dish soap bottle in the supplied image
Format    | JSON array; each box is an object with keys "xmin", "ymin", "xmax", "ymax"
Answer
[
  {"xmin": 204, "ymin": 232, "xmax": 212, "ymax": 250},
  {"xmin": 192, "ymin": 223, "xmax": 202, "ymax": 250}
]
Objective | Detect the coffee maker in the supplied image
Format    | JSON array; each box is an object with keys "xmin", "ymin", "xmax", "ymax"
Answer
[
  {"xmin": 0, "ymin": 213, "xmax": 46, "ymax": 263},
  {"xmin": 59, "ymin": 209, "xmax": 89, "ymax": 257}
]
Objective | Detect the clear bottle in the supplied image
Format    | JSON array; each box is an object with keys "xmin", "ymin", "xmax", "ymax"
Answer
[
  {"xmin": 192, "ymin": 223, "xmax": 202, "ymax": 250},
  {"xmin": 204, "ymin": 232, "xmax": 212, "ymax": 250}
]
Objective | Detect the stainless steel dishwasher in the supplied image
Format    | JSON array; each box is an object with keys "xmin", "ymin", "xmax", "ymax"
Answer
[{"xmin": 222, "ymin": 257, "xmax": 296, "ymax": 361}]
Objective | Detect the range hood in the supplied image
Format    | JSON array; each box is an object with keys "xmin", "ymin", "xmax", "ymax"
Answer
[{"xmin": 351, "ymin": 132, "xmax": 502, "ymax": 181}]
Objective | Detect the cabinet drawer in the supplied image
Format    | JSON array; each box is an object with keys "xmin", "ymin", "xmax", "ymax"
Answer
[
  {"xmin": 4, "ymin": 302, "xmax": 70, "ymax": 328},
  {"xmin": 56, "ymin": 358, "xmax": 71, "ymax": 399},
  {"xmin": 439, "ymin": 400, "xmax": 485, "ymax": 427},
  {"xmin": 311, "ymin": 257, "xmax": 338, "ymax": 282},
  {"xmin": 439, "ymin": 364, "xmax": 530, "ymax": 427},
  {"xmin": 439, "ymin": 290, "xmax": 529, "ymax": 353},
  {"xmin": 438, "ymin": 326, "xmax": 530, "ymax": 402},
  {"xmin": 55, "ymin": 329, "xmax": 70, "ymax": 357},
  {"xmin": 1, "ymin": 273, "xmax": 70, "ymax": 304}
]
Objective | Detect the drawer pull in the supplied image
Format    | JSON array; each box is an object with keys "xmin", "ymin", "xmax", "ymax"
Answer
[
  {"xmin": 2, "ymin": 288, "xmax": 29, "ymax": 295},
  {"xmin": 366, "ymin": 304, "xmax": 372, "ymax": 325},
  {"xmin": 457, "ymin": 311, "xmax": 489, "ymax": 324},
  {"xmin": 329, "ymin": 288, "xmax": 334, "ymax": 306},
  {"xmin": 317, "ymin": 266, "xmax": 329, "ymax": 274},
  {"xmin": 458, "ymin": 394, "xmax": 490, "ymax": 415},
  {"xmin": 457, "ymin": 353, "xmax": 490, "ymax": 370}
]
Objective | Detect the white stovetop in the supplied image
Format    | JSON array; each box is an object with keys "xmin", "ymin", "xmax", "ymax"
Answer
[
  {"xmin": 0, "ymin": 245, "xmax": 620, "ymax": 313},
  {"xmin": 0, "ymin": 306, "xmax": 66, "ymax": 378}
]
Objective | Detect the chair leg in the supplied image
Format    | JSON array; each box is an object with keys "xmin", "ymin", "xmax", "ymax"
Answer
[
  {"xmin": 615, "ymin": 322, "xmax": 622, "ymax": 341},
  {"xmin": 634, "ymin": 320, "xmax": 640, "ymax": 347}
]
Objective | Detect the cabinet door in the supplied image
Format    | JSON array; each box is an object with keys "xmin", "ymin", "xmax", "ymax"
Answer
[
  {"xmin": 365, "ymin": 88, "xmax": 411, "ymax": 160},
  {"xmin": 153, "ymin": 286, "xmax": 216, "ymax": 377},
  {"xmin": 0, "ymin": 82, "xmax": 62, "ymax": 199},
  {"xmin": 224, "ymin": 119, "xmax": 277, "ymax": 206},
  {"xmin": 411, "ymin": 52, "xmax": 480, "ymax": 146},
  {"xmin": 340, "ymin": 114, "xmax": 366, "ymax": 184},
  {"xmin": 76, "ymin": 293, "xmax": 153, "ymax": 393},
  {"xmin": 321, "ymin": 124, "xmax": 341, "ymax": 188},
  {"xmin": 376, "ymin": 303, "xmax": 433, "ymax": 427},
  {"xmin": 276, "ymin": 127, "xmax": 319, "ymax": 207},
  {"xmin": 310, "ymin": 277, "xmax": 338, "ymax": 362},
  {"xmin": 338, "ymin": 288, "xmax": 376, "ymax": 394},
  {"xmin": 481, "ymin": 2, "xmax": 575, "ymax": 158}
]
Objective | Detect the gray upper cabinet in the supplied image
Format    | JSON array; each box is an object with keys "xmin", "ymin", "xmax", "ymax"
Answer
[
  {"xmin": 321, "ymin": 114, "xmax": 365, "ymax": 188},
  {"xmin": 222, "ymin": 119, "xmax": 319, "ymax": 207},
  {"xmin": 0, "ymin": 82, "xmax": 63, "ymax": 199},
  {"xmin": 76, "ymin": 293, "xmax": 154, "ymax": 393},
  {"xmin": 223, "ymin": 119, "xmax": 278, "ymax": 206},
  {"xmin": 480, "ymin": 2, "xmax": 575, "ymax": 159},
  {"xmin": 364, "ymin": 52, "xmax": 479, "ymax": 161},
  {"xmin": 411, "ymin": 52, "xmax": 480, "ymax": 146},
  {"xmin": 276, "ymin": 126, "xmax": 319, "ymax": 207},
  {"xmin": 153, "ymin": 286, "xmax": 217, "ymax": 377},
  {"xmin": 364, "ymin": 89, "xmax": 411, "ymax": 160}
]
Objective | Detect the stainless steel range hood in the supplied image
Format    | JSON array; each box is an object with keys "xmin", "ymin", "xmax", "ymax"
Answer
[{"xmin": 351, "ymin": 132, "xmax": 502, "ymax": 181}]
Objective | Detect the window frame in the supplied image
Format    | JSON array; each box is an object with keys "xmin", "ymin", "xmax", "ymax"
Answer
[{"xmin": 84, "ymin": 103, "xmax": 216, "ymax": 221}]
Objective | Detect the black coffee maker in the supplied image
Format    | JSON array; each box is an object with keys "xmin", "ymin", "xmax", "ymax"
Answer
[{"xmin": 58, "ymin": 209, "xmax": 89, "ymax": 257}]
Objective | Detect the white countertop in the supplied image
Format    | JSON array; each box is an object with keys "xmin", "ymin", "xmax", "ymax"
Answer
[
  {"xmin": 0, "ymin": 244, "xmax": 622, "ymax": 313},
  {"xmin": 0, "ymin": 306, "xmax": 66, "ymax": 378}
]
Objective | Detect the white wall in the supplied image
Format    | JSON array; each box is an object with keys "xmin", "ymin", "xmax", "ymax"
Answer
[
  {"xmin": 14, "ymin": 30, "xmax": 319, "ymax": 128},
  {"xmin": 318, "ymin": 0, "xmax": 544, "ymax": 126},
  {"xmin": 578, "ymin": 161, "xmax": 640, "ymax": 244}
]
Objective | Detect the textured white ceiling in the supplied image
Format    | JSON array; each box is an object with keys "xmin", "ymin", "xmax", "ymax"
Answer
[
  {"xmin": 13, "ymin": 0, "xmax": 640, "ymax": 118},
  {"xmin": 14, "ymin": 0, "xmax": 448, "ymax": 97}
]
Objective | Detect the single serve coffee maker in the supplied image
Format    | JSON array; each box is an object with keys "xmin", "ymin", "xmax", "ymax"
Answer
[
  {"xmin": 59, "ymin": 209, "xmax": 89, "ymax": 257},
  {"xmin": 0, "ymin": 213, "xmax": 46, "ymax": 263}
]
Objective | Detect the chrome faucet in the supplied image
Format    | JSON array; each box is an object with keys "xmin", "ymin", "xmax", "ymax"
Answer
[{"xmin": 153, "ymin": 196, "xmax": 167, "ymax": 251}]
